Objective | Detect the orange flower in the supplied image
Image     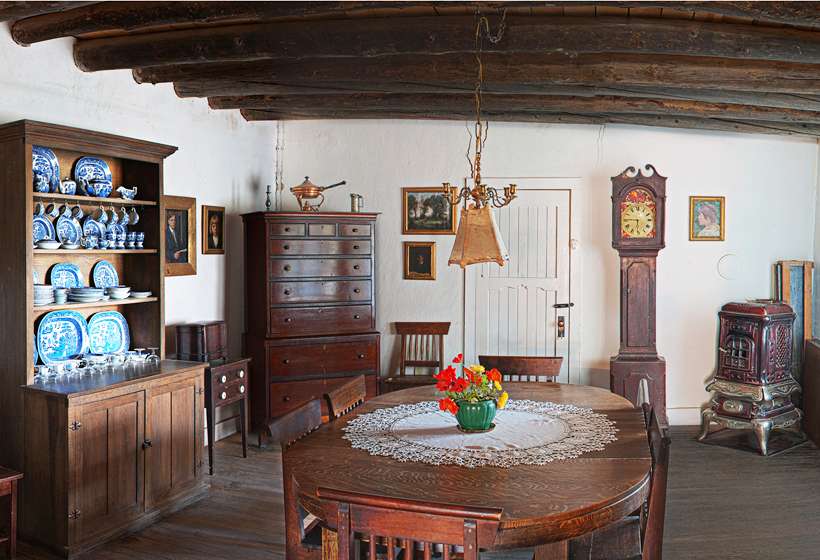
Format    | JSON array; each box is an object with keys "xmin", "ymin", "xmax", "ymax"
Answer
[
  {"xmin": 487, "ymin": 368, "xmax": 502, "ymax": 382},
  {"xmin": 451, "ymin": 377, "xmax": 469, "ymax": 393},
  {"xmin": 439, "ymin": 397, "xmax": 459, "ymax": 414}
]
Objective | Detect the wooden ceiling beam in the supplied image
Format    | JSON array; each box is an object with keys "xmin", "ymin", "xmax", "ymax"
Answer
[
  {"xmin": 134, "ymin": 53, "xmax": 820, "ymax": 95},
  {"xmin": 12, "ymin": 2, "xmax": 820, "ymax": 45},
  {"xmin": 239, "ymin": 107, "xmax": 820, "ymax": 137},
  {"xmin": 74, "ymin": 15, "xmax": 820, "ymax": 72},
  {"xmin": 0, "ymin": 1, "xmax": 93, "ymax": 23},
  {"xmin": 209, "ymin": 92, "xmax": 820, "ymax": 124}
]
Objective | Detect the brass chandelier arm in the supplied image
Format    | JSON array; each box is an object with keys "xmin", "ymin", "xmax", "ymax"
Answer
[{"xmin": 441, "ymin": 182, "xmax": 517, "ymax": 209}]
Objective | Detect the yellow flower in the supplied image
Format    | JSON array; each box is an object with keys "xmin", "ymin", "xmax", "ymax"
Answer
[
  {"xmin": 468, "ymin": 364, "xmax": 485, "ymax": 374},
  {"xmin": 494, "ymin": 380, "xmax": 502, "ymax": 391},
  {"xmin": 497, "ymin": 391, "xmax": 509, "ymax": 409}
]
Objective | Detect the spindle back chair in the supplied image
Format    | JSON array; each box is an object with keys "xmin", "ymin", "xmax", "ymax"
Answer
[
  {"xmin": 326, "ymin": 375, "xmax": 367, "ymax": 419},
  {"xmin": 383, "ymin": 321, "xmax": 451, "ymax": 392},
  {"xmin": 478, "ymin": 355, "xmax": 563, "ymax": 382}
]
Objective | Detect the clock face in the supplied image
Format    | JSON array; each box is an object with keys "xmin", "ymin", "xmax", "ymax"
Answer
[{"xmin": 620, "ymin": 188, "xmax": 656, "ymax": 239}]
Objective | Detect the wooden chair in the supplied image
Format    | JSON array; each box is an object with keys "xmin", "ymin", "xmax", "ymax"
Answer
[
  {"xmin": 325, "ymin": 375, "xmax": 367, "ymax": 419},
  {"xmin": 316, "ymin": 486, "xmax": 502, "ymax": 559},
  {"xmin": 478, "ymin": 355, "xmax": 563, "ymax": 382},
  {"xmin": 569, "ymin": 404, "xmax": 670, "ymax": 560},
  {"xmin": 382, "ymin": 322, "xmax": 450, "ymax": 392}
]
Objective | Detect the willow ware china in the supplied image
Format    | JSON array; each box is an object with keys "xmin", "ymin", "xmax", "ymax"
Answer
[
  {"xmin": 82, "ymin": 216, "xmax": 106, "ymax": 240},
  {"xmin": 87, "ymin": 311, "xmax": 130, "ymax": 355},
  {"xmin": 118, "ymin": 207, "xmax": 130, "ymax": 226},
  {"xmin": 117, "ymin": 186, "xmax": 138, "ymax": 200},
  {"xmin": 59, "ymin": 177, "xmax": 77, "ymax": 195},
  {"xmin": 80, "ymin": 236, "xmax": 98, "ymax": 250},
  {"xmin": 128, "ymin": 207, "xmax": 139, "ymax": 225},
  {"xmin": 56, "ymin": 212, "xmax": 83, "ymax": 245},
  {"xmin": 116, "ymin": 232, "xmax": 126, "ymax": 249},
  {"xmin": 71, "ymin": 204, "xmax": 84, "ymax": 220},
  {"xmin": 49, "ymin": 262, "xmax": 83, "ymax": 288},
  {"xmin": 108, "ymin": 206, "xmax": 119, "ymax": 224},
  {"xmin": 130, "ymin": 291, "xmax": 152, "ymax": 298},
  {"xmin": 32, "ymin": 146, "xmax": 61, "ymax": 192},
  {"xmin": 74, "ymin": 155, "xmax": 112, "ymax": 183},
  {"xmin": 34, "ymin": 174, "xmax": 50, "ymax": 193},
  {"xmin": 33, "ymin": 214, "xmax": 56, "ymax": 244},
  {"xmin": 36, "ymin": 309, "xmax": 90, "ymax": 364},
  {"xmin": 45, "ymin": 203, "xmax": 60, "ymax": 218},
  {"xmin": 35, "ymin": 239, "xmax": 61, "ymax": 250},
  {"xmin": 93, "ymin": 205, "xmax": 109, "ymax": 224},
  {"xmin": 34, "ymin": 202, "xmax": 46, "ymax": 216},
  {"xmin": 80, "ymin": 179, "xmax": 113, "ymax": 198},
  {"xmin": 98, "ymin": 239, "xmax": 111, "ymax": 249},
  {"xmin": 61, "ymin": 243, "xmax": 81, "ymax": 250},
  {"xmin": 92, "ymin": 260, "xmax": 119, "ymax": 288}
]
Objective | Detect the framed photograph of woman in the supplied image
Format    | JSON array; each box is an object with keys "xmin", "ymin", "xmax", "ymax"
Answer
[
  {"xmin": 689, "ymin": 196, "xmax": 725, "ymax": 241},
  {"xmin": 164, "ymin": 195, "xmax": 197, "ymax": 276},
  {"xmin": 202, "ymin": 205, "xmax": 226, "ymax": 255},
  {"xmin": 402, "ymin": 187, "xmax": 456, "ymax": 234},
  {"xmin": 403, "ymin": 241, "xmax": 436, "ymax": 280}
]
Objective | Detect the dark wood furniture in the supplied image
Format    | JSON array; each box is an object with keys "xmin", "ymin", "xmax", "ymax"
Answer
[
  {"xmin": 478, "ymin": 355, "xmax": 563, "ymax": 382},
  {"xmin": 283, "ymin": 383, "xmax": 650, "ymax": 559},
  {"xmin": 325, "ymin": 375, "xmax": 366, "ymax": 419},
  {"xmin": 205, "ymin": 358, "xmax": 251, "ymax": 475},
  {"xmin": 22, "ymin": 361, "xmax": 206, "ymax": 558},
  {"xmin": 382, "ymin": 321, "xmax": 450, "ymax": 392},
  {"xmin": 699, "ymin": 300, "xmax": 804, "ymax": 455},
  {"xmin": 802, "ymin": 339, "xmax": 820, "ymax": 447},
  {"xmin": 318, "ymin": 487, "xmax": 502, "ymax": 560},
  {"xmin": 176, "ymin": 321, "xmax": 228, "ymax": 362},
  {"xmin": 610, "ymin": 165, "xmax": 668, "ymax": 426},
  {"xmin": 242, "ymin": 212, "xmax": 380, "ymax": 437},
  {"xmin": 0, "ymin": 468, "xmax": 22, "ymax": 559}
]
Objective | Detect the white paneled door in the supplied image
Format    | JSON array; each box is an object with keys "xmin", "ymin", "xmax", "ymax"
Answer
[{"xmin": 465, "ymin": 188, "xmax": 572, "ymax": 382}]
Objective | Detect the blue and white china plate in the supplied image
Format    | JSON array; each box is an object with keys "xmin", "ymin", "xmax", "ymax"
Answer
[
  {"xmin": 56, "ymin": 214, "xmax": 82, "ymax": 245},
  {"xmin": 32, "ymin": 146, "xmax": 60, "ymax": 192},
  {"xmin": 82, "ymin": 217, "xmax": 106, "ymax": 239},
  {"xmin": 49, "ymin": 263, "xmax": 83, "ymax": 288},
  {"xmin": 36, "ymin": 310, "xmax": 89, "ymax": 364},
  {"xmin": 92, "ymin": 260, "xmax": 119, "ymax": 289},
  {"xmin": 33, "ymin": 334, "xmax": 38, "ymax": 366},
  {"xmin": 88, "ymin": 311, "xmax": 129, "ymax": 355},
  {"xmin": 73, "ymin": 156, "xmax": 112, "ymax": 184},
  {"xmin": 33, "ymin": 215, "xmax": 55, "ymax": 243}
]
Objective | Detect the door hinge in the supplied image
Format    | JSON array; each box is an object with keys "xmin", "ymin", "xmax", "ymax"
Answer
[
  {"xmin": 69, "ymin": 421, "xmax": 82, "ymax": 431},
  {"xmin": 68, "ymin": 509, "xmax": 81, "ymax": 520}
]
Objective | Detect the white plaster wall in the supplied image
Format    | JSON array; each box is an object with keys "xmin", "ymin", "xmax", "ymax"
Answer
[
  {"xmin": 0, "ymin": 26, "xmax": 275, "ymax": 357},
  {"xmin": 281, "ymin": 119, "xmax": 819, "ymax": 425}
]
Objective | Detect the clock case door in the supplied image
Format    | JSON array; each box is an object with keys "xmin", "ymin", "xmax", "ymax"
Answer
[{"xmin": 611, "ymin": 164, "xmax": 666, "ymax": 255}]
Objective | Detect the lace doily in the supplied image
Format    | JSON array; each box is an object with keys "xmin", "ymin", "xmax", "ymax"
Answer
[{"xmin": 343, "ymin": 400, "xmax": 618, "ymax": 468}]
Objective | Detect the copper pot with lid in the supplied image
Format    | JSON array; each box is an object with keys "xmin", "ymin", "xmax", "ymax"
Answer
[{"xmin": 290, "ymin": 176, "xmax": 346, "ymax": 211}]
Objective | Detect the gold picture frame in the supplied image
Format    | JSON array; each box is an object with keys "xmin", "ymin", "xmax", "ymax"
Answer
[
  {"xmin": 689, "ymin": 196, "xmax": 725, "ymax": 241},
  {"xmin": 164, "ymin": 195, "xmax": 197, "ymax": 276},
  {"xmin": 402, "ymin": 186, "xmax": 456, "ymax": 235},
  {"xmin": 202, "ymin": 205, "xmax": 226, "ymax": 255},
  {"xmin": 403, "ymin": 241, "xmax": 436, "ymax": 280}
]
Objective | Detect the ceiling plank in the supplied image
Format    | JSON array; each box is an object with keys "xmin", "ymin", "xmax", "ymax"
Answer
[
  {"xmin": 134, "ymin": 53, "xmax": 820, "ymax": 95},
  {"xmin": 208, "ymin": 92, "xmax": 820, "ymax": 123},
  {"xmin": 74, "ymin": 15, "xmax": 820, "ymax": 72},
  {"xmin": 239, "ymin": 107, "xmax": 820, "ymax": 136},
  {"xmin": 0, "ymin": 1, "xmax": 94, "ymax": 23}
]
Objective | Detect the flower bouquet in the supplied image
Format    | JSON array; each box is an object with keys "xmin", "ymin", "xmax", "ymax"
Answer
[{"xmin": 434, "ymin": 353, "xmax": 509, "ymax": 432}]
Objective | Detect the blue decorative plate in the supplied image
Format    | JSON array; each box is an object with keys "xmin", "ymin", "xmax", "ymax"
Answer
[
  {"xmin": 49, "ymin": 263, "xmax": 83, "ymax": 288},
  {"xmin": 36, "ymin": 310, "xmax": 89, "ymax": 364},
  {"xmin": 33, "ymin": 215, "xmax": 55, "ymax": 243},
  {"xmin": 82, "ymin": 217, "xmax": 106, "ymax": 239},
  {"xmin": 92, "ymin": 260, "xmax": 119, "ymax": 288},
  {"xmin": 87, "ymin": 311, "xmax": 129, "ymax": 355},
  {"xmin": 32, "ymin": 146, "xmax": 60, "ymax": 192},
  {"xmin": 73, "ymin": 156, "xmax": 112, "ymax": 184},
  {"xmin": 56, "ymin": 215, "xmax": 82, "ymax": 244}
]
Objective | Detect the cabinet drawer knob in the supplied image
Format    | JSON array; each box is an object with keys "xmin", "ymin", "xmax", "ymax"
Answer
[
  {"xmin": 353, "ymin": 314, "xmax": 361, "ymax": 319},
  {"xmin": 238, "ymin": 369, "xmax": 245, "ymax": 378},
  {"xmin": 358, "ymin": 353, "xmax": 366, "ymax": 359},
  {"xmin": 221, "ymin": 391, "xmax": 227, "ymax": 400},
  {"xmin": 352, "ymin": 228, "xmax": 359, "ymax": 232},
  {"xmin": 283, "ymin": 359, "xmax": 290, "ymax": 365},
  {"xmin": 283, "ymin": 244, "xmax": 290, "ymax": 250},
  {"xmin": 284, "ymin": 317, "xmax": 293, "ymax": 323},
  {"xmin": 353, "ymin": 265, "xmax": 360, "ymax": 270},
  {"xmin": 284, "ymin": 227, "xmax": 290, "ymax": 232},
  {"xmin": 284, "ymin": 265, "xmax": 292, "ymax": 271},
  {"xmin": 239, "ymin": 385, "xmax": 246, "ymax": 394},
  {"xmin": 220, "ymin": 375, "xmax": 227, "ymax": 383},
  {"xmin": 142, "ymin": 439, "xmax": 153, "ymax": 449},
  {"xmin": 284, "ymin": 396, "xmax": 291, "ymax": 402},
  {"xmin": 284, "ymin": 289, "xmax": 291, "ymax": 295},
  {"xmin": 353, "ymin": 245, "xmax": 360, "ymax": 250},
  {"xmin": 353, "ymin": 288, "xmax": 361, "ymax": 294}
]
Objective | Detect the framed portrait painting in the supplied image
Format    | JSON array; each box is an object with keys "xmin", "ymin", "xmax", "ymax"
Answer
[
  {"xmin": 202, "ymin": 205, "xmax": 226, "ymax": 255},
  {"xmin": 164, "ymin": 195, "xmax": 197, "ymax": 276},
  {"xmin": 402, "ymin": 187, "xmax": 456, "ymax": 234},
  {"xmin": 689, "ymin": 196, "xmax": 725, "ymax": 241},
  {"xmin": 403, "ymin": 241, "xmax": 436, "ymax": 280}
]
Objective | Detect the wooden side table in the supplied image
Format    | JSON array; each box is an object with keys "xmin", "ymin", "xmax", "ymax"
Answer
[
  {"xmin": 0, "ymin": 467, "xmax": 22, "ymax": 559},
  {"xmin": 205, "ymin": 358, "xmax": 251, "ymax": 475}
]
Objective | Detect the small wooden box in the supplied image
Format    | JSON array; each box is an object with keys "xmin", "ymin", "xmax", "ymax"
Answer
[{"xmin": 176, "ymin": 321, "xmax": 228, "ymax": 363}]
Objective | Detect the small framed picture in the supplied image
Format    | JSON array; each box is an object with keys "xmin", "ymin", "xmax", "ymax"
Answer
[
  {"xmin": 202, "ymin": 205, "xmax": 226, "ymax": 255},
  {"xmin": 402, "ymin": 187, "xmax": 456, "ymax": 235},
  {"xmin": 164, "ymin": 195, "xmax": 197, "ymax": 276},
  {"xmin": 403, "ymin": 241, "xmax": 436, "ymax": 280},
  {"xmin": 689, "ymin": 196, "xmax": 725, "ymax": 241}
]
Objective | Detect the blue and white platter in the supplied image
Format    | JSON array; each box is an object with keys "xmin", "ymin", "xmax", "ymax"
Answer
[
  {"xmin": 49, "ymin": 263, "xmax": 83, "ymax": 288},
  {"xmin": 33, "ymin": 215, "xmax": 55, "ymax": 243},
  {"xmin": 73, "ymin": 156, "xmax": 112, "ymax": 184},
  {"xmin": 56, "ymin": 214, "xmax": 82, "ymax": 245},
  {"xmin": 32, "ymin": 146, "xmax": 60, "ymax": 193},
  {"xmin": 92, "ymin": 260, "xmax": 119, "ymax": 288},
  {"xmin": 82, "ymin": 217, "xmax": 106, "ymax": 239},
  {"xmin": 36, "ymin": 310, "xmax": 89, "ymax": 364},
  {"xmin": 87, "ymin": 311, "xmax": 129, "ymax": 355}
]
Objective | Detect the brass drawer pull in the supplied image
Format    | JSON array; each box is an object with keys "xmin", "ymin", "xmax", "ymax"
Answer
[
  {"xmin": 239, "ymin": 385, "xmax": 246, "ymax": 394},
  {"xmin": 284, "ymin": 396, "xmax": 291, "ymax": 402},
  {"xmin": 284, "ymin": 317, "xmax": 293, "ymax": 323},
  {"xmin": 238, "ymin": 370, "xmax": 245, "ymax": 379},
  {"xmin": 220, "ymin": 375, "xmax": 227, "ymax": 383},
  {"xmin": 353, "ymin": 314, "xmax": 361, "ymax": 319},
  {"xmin": 284, "ymin": 227, "xmax": 291, "ymax": 232},
  {"xmin": 283, "ymin": 359, "xmax": 290, "ymax": 364},
  {"xmin": 353, "ymin": 288, "xmax": 361, "ymax": 294},
  {"xmin": 220, "ymin": 392, "xmax": 227, "ymax": 400},
  {"xmin": 358, "ymin": 353, "xmax": 366, "ymax": 359},
  {"xmin": 353, "ymin": 265, "xmax": 360, "ymax": 270},
  {"xmin": 284, "ymin": 289, "xmax": 291, "ymax": 295},
  {"xmin": 353, "ymin": 245, "xmax": 360, "ymax": 250},
  {"xmin": 352, "ymin": 228, "xmax": 359, "ymax": 232},
  {"xmin": 284, "ymin": 265, "xmax": 292, "ymax": 271},
  {"xmin": 283, "ymin": 244, "xmax": 290, "ymax": 250}
]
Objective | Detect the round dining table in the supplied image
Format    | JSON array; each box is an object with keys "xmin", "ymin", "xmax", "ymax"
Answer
[{"xmin": 282, "ymin": 383, "xmax": 651, "ymax": 559}]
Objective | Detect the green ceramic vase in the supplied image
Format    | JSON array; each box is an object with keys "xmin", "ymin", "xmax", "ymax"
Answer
[{"xmin": 455, "ymin": 399, "xmax": 497, "ymax": 432}]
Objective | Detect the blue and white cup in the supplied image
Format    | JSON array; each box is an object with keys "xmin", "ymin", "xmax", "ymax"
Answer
[{"xmin": 116, "ymin": 232, "xmax": 126, "ymax": 249}]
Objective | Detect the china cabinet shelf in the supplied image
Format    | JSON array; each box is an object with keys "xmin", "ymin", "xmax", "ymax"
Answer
[
  {"xmin": 33, "ymin": 191, "xmax": 157, "ymax": 206},
  {"xmin": 33, "ymin": 249, "xmax": 157, "ymax": 255},
  {"xmin": 33, "ymin": 297, "xmax": 158, "ymax": 316}
]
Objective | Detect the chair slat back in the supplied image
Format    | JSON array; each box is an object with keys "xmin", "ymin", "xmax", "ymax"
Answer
[
  {"xmin": 326, "ymin": 375, "xmax": 367, "ymax": 419},
  {"xmin": 395, "ymin": 322, "xmax": 451, "ymax": 376},
  {"xmin": 267, "ymin": 399, "xmax": 322, "ymax": 449},
  {"xmin": 478, "ymin": 355, "xmax": 563, "ymax": 382},
  {"xmin": 641, "ymin": 403, "xmax": 670, "ymax": 560},
  {"xmin": 317, "ymin": 487, "xmax": 501, "ymax": 560}
]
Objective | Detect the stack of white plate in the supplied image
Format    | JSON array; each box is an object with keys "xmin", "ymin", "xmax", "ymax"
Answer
[
  {"xmin": 68, "ymin": 287, "xmax": 105, "ymax": 303},
  {"xmin": 34, "ymin": 284, "xmax": 55, "ymax": 306},
  {"xmin": 107, "ymin": 285, "xmax": 131, "ymax": 300},
  {"xmin": 130, "ymin": 291, "xmax": 152, "ymax": 299}
]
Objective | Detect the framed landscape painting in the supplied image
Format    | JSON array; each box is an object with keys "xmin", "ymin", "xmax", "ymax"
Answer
[
  {"xmin": 689, "ymin": 196, "xmax": 725, "ymax": 241},
  {"xmin": 402, "ymin": 187, "xmax": 456, "ymax": 234}
]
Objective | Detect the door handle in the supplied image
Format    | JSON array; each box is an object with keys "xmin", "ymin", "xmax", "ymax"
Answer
[
  {"xmin": 553, "ymin": 303, "xmax": 574, "ymax": 309},
  {"xmin": 557, "ymin": 316, "xmax": 566, "ymax": 338}
]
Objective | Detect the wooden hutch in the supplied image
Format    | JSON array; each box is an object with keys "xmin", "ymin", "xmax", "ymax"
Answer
[
  {"xmin": 242, "ymin": 211, "xmax": 380, "ymax": 436},
  {"xmin": 0, "ymin": 121, "xmax": 206, "ymax": 557}
]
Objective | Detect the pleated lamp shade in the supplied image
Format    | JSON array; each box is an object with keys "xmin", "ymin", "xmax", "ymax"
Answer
[{"xmin": 448, "ymin": 205, "xmax": 509, "ymax": 268}]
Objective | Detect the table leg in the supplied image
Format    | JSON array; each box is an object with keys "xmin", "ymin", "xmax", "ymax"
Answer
[
  {"xmin": 533, "ymin": 540, "xmax": 568, "ymax": 560},
  {"xmin": 239, "ymin": 399, "xmax": 248, "ymax": 458}
]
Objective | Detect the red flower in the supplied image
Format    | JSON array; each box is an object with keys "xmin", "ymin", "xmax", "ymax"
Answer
[
  {"xmin": 453, "ymin": 353, "xmax": 463, "ymax": 364},
  {"xmin": 434, "ymin": 365, "xmax": 456, "ymax": 391},
  {"xmin": 439, "ymin": 397, "xmax": 459, "ymax": 414},
  {"xmin": 451, "ymin": 377, "xmax": 469, "ymax": 393},
  {"xmin": 487, "ymin": 368, "xmax": 502, "ymax": 382}
]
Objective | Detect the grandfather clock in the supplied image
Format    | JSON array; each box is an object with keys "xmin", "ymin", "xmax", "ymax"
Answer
[{"xmin": 610, "ymin": 164, "xmax": 668, "ymax": 425}]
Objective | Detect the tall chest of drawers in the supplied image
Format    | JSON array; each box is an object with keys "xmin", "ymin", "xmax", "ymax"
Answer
[{"xmin": 242, "ymin": 212, "xmax": 380, "ymax": 434}]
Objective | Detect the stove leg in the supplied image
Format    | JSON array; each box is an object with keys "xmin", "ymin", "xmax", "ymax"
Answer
[
  {"xmin": 753, "ymin": 421, "xmax": 773, "ymax": 456},
  {"xmin": 697, "ymin": 409, "xmax": 715, "ymax": 441}
]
